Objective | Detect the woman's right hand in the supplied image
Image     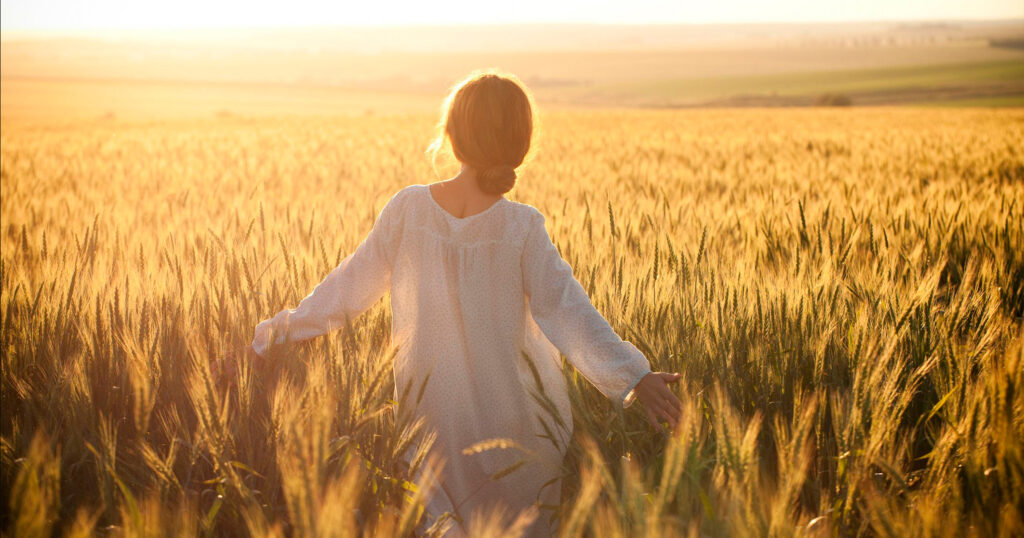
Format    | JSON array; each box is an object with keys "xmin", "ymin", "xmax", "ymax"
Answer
[{"xmin": 634, "ymin": 372, "xmax": 683, "ymax": 432}]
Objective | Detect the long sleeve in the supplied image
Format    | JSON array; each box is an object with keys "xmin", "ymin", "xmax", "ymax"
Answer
[
  {"xmin": 521, "ymin": 210, "xmax": 651, "ymax": 408},
  {"xmin": 251, "ymin": 191, "xmax": 402, "ymax": 357}
]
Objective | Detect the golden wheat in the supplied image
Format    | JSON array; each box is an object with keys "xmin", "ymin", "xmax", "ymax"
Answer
[{"xmin": 2, "ymin": 108, "xmax": 1022, "ymax": 536}]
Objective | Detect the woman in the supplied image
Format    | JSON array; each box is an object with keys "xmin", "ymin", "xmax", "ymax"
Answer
[{"xmin": 239, "ymin": 70, "xmax": 683, "ymax": 536}]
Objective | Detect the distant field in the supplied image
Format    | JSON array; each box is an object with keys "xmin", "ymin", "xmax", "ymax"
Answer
[
  {"xmin": 5, "ymin": 41, "xmax": 1022, "ymax": 88},
  {"xmin": 3, "ymin": 26, "xmax": 1024, "ymax": 121},
  {"xmin": 572, "ymin": 59, "xmax": 1024, "ymax": 107},
  {"xmin": 4, "ymin": 58, "xmax": 1024, "ymax": 123},
  {"xmin": 0, "ymin": 77, "xmax": 441, "ymax": 122},
  {"xmin": 926, "ymin": 95, "xmax": 1024, "ymax": 107}
]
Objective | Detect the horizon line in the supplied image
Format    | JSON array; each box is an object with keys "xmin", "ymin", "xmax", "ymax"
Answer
[{"xmin": 2, "ymin": 16, "xmax": 1023, "ymax": 34}]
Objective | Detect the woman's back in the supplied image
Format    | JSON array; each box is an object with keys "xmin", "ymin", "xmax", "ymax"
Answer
[
  {"xmin": 393, "ymin": 182, "xmax": 655, "ymax": 535},
  {"xmin": 390, "ymin": 183, "xmax": 554, "ymax": 416},
  {"xmin": 251, "ymin": 182, "xmax": 651, "ymax": 535},
  {"xmin": 387, "ymin": 182, "xmax": 650, "ymax": 417},
  {"xmin": 388, "ymin": 183, "xmax": 573, "ymax": 536}
]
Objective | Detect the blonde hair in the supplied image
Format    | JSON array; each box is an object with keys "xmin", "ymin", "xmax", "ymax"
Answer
[{"xmin": 428, "ymin": 70, "xmax": 535, "ymax": 194}]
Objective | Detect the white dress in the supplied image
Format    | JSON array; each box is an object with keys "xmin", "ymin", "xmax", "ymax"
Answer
[{"xmin": 252, "ymin": 183, "xmax": 652, "ymax": 536}]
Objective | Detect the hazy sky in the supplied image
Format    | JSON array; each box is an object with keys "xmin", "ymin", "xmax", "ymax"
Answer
[{"xmin": 2, "ymin": 0, "xmax": 1022, "ymax": 30}]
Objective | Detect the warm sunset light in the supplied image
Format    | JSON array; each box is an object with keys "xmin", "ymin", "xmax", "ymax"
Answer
[
  {"xmin": 2, "ymin": 0, "xmax": 1022, "ymax": 30},
  {"xmin": 2, "ymin": 0, "xmax": 1022, "ymax": 535}
]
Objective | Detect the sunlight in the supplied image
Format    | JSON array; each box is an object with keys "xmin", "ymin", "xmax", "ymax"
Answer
[
  {"xmin": 2, "ymin": 0, "xmax": 1021, "ymax": 31},
  {"xmin": 2, "ymin": 0, "xmax": 1021, "ymax": 532}
]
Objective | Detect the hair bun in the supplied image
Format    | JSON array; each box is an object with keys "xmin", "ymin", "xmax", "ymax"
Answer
[{"xmin": 477, "ymin": 165, "xmax": 517, "ymax": 194}]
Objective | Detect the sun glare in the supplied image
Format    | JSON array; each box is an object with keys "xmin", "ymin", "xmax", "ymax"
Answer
[{"xmin": 1, "ymin": 0, "xmax": 1021, "ymax": 31}]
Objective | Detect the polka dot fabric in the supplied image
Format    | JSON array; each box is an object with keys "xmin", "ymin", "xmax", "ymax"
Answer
[{"xmin": 252, "ymin": 184, "xmax": 652, "ymax": 536}]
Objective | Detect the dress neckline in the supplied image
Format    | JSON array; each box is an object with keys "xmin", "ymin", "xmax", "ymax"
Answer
[{"xmin": 424, "ymin": 183, "xmax": 506, "ymax": 222}]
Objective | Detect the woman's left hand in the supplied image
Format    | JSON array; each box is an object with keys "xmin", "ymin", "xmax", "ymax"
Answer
[{"xmin": 634, "ymin": 372, "xmax": 683, "ymax": 432}]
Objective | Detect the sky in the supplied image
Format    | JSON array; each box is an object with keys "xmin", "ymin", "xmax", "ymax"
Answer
[{"xmin": 2, "ymin": 0, "xmax": 1022, "ymax": 30}]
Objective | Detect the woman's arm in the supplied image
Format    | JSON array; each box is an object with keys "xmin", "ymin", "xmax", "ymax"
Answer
[
  {"xmin": 522, "ymin": 209, "xmax": 682, "ymax": 429},
  {"xmin": 251, "ymin": 191, "xmax": 403, "ymax": 357}
]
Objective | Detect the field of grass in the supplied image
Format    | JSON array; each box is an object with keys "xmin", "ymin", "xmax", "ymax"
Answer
[
  {"xmin": 579, "ymin": 60, "xmax": 1024, "ymax": 106},
  {"xmin": 926, "ymin": 95, "xmax": 1024, "ymax": 107},
  {"xmin": 2, "ymin": 108, "xmax": 1023, "ymax": 536},
  {"xmin": 0, "ymin": 78, "xmax": 442, "ymax": 123}
]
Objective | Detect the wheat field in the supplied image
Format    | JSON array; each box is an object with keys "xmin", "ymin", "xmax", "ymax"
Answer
[{"xmin": 1, "ymin": 108, "xmax": 1022, "ymax": 536}]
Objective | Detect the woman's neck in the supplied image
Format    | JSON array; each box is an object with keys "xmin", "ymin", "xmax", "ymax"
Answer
[
  {"xmin": 448, "ymin": 164, "xmax": 478, "ymax": 190},
  {"xmin": 430, "ymin": 164, "xmax": 504, "ymax": 218},
  {"xmin": 443, "ymin": 165, "xmax": 499, "ymax": 199}
]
